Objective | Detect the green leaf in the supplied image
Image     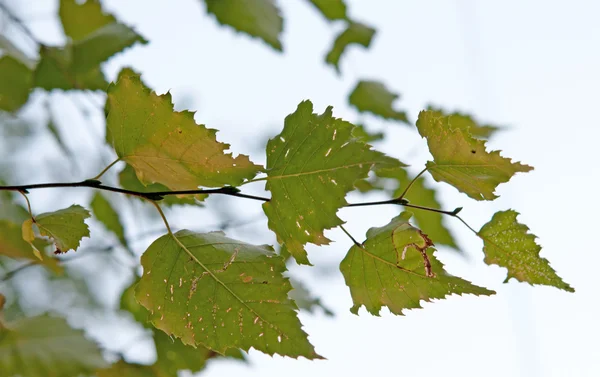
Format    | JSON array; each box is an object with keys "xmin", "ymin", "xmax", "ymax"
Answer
[
  {"xmin": 118, "ymin": 165, "xmax": 203, "ymax": 206},
  {"xmin": 479, "ymin": 210, "xmax": 573, "ymax": 291},
  {"xmin": 120, "ymin": 279, "xmax": 245, "ymax": 374},
  {"xmin": 34, "ymin": 0, "xmax": 146, "ymax": 92},
  {"xmin": 91, "ymin": 192, "xmax": 127, "ymax": 248},
  {"xmin": 60, "ymin": 0, "xmax": 147, "ymax": 73},
  {"xmin": 59, "ymin": 0, "xmax": 114, "ymax": 41},
  {"xmin": 0, "ymin": 55, "xmax": 33, "ymax": 112},
  {"xmin": 308, "ymin": 0, "xmax": 347, "ymax": 20},
  {"xmin": 0, "ymin": 190, "xmax": 29, "ymax": 223},
  {"xmin": 263, "ymin": 100, "xmax": 403, "ymax": 264},
  {"xmin": 340, "ymin": 212, "xmax": 494, "ymax": 315},
  {"xmin": 348, "ymin": 80, "xmax": 409, "ymax": 124},
  {"xmin": 0, "ymin": 315, "xmax": 108, "ymax": 377},
  {"xmin": 0, "ymin": 220, "xmax": 61, "ymax": 273},
  {"xmin": 375, "ymin": 167, "xmax": 458, "ymax": 249},
  {"xmin": 34, "ymin": 204, "xmax": 91, "ymax": 253},
  {"xmin": 426, "ymin": 106, "xmax": 501, "ymax": 139},
  {"xmin": 416, "ymin": 110, "xmax": 533, "ymax": 200},
  {"xmin": 153, "ymin": 329, "xmax": 244, "ymax": 376},
  {"xmin": 135, "ymin": 230, "xmax": 321, "ymax": 359},
  {"xmin": 106, "ymin": 68, "xmax": 262, "ymax": 190},
  {"xmin": 351, "ymin": 124, "xmax": 384, "ymax": 143},
  {"xmin": 96, "ymin": 360, "xmax": 158, "ymax": 377},
  {"xmin": 288, "ymin": 278, "xmax": 333, "ymax": 316},
  {"xmin": 325, "ymin": 22, "xmax": 375, "ymax": 72},
  {"xmin": 34, "ymin": 45, "xmax": 108, "ymax": 91},
  {"xmin": 204, "ymin": 0, "xmax": 283, "ymax": 51}
]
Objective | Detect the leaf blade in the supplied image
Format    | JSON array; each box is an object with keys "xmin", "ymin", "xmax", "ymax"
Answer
[
  {"xmin": 91, "ymin": 193, "xmax": 127, "ymax": 248},
  {"xmin": 204, "ymin": 0, "xmax": 283, "ymax": 51},
  {"xmin": 348, "ymin": 80, "xmax": 409, "ymax": 123},
  {"xmin": 340, "ymin": 212, "xmax": 494, "ymax": 315},
  {"xmin": 263, "ymin": 100, "xmax": 403, "ymax": 264},
  {"xmin": 135, "ymin": 230, "xmax": 320, "ymax": 359},
  {"xmin": 106, "ymin": 68, "xmax": 262, "ymax": 190},
  {"xmin": 35, "ymin": 204, "xmax": 91, "ymax": 253},
  {"xmin": 326, "ymin": 22, "xmax": 375, "ymax": 72},
  {"xmin": 416, "ymin": 110, "xmax": 533, "ymax": 200},
  {"xmin": 479, "ymin": 210, "xmax": 573, "ymax": 291},
  {"xmin": 0, "ymin": 315, "xmax": 107, "ymax": 377}
]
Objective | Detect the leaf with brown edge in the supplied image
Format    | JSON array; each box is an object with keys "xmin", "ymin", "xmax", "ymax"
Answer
[
  {"xmin": 340, "ymin": 212, "xmax": 494, "ymax": 315},
  {"xmin": 135, "ymin": 230, "xmax": 321, "ymax": 359},
  {"xmin": 33, "ymin": 205, "xmax": 91, "ymax": 254},
  {"xmin": 479, "ymin": 210, "xmax": 573, "ymax": 292},
  {"xmin": 106, "ymin": 68, "xmax": 262, "ymax": 190},
  {"xmin": 416, "ymin": 110, "xmax": 533, "ymax": 201},
  {"xmin": 375, "ymin": 166, "xmax": 458, "ymax": 249},
  {"xmin": 0, "ymin": 220, "xmax": 62, "ymax": 273},
  {"xmin": 263, "ymin": 100, "xmax": 404, "ymax": 265}
]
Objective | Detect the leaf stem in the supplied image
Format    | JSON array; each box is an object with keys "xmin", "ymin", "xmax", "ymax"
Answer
[
  {"xmin": 340, "ymin": 225, "xmax": 362, "ymax": 248},
  {"xmin": 18, "ymin": 190, "xmax": 34, "ymax": 220},
  {"xmin": 397, "ymin": 167, "xmax": 427, "ymax": 200},
  {"xmin": 90, "ymin": 158, "xmax": 121, "ymax": 180}
]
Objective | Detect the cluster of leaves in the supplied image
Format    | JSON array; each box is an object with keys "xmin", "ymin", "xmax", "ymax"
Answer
[{"xmin": 0, "ymin": 1, "xmax": 573, "ymax": 376}]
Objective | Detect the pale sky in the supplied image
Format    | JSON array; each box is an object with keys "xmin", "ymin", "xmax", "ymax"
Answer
[{"xmin": 6, "ymin": 1, "xmax": 600, "ymax": 376}]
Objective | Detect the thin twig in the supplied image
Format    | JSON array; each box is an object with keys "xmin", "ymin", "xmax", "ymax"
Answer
[
  {"xmin": 0, "ymin": 2, "xmax": 39, "ymax": 44},
  {"xmin": 397, "ymin": 167, "xmax": 427, "ymax": 200},
  {"xmin": 90, "ymin": 158, "xmax": 121, "ymax": 180},
  {"xmin": 340, "ymin": 225, "xmax": 362, "ymax": 248}
]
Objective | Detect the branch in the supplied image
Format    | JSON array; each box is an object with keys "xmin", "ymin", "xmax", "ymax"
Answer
[
  {"xmin": 0, "ymin": 2, "xmax": 40, "ymax": 44},
  {"xmin": 0, "ymin": 180, "xmax": 271, "ymax": 202}
]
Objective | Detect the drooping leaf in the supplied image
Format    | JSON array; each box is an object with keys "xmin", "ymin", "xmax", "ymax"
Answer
[
  {"xmin": 153, "ymin": 329, "xmax": 245, "ymax": 376},
  {"xmin": 288, "ymin": 277, "xmax": 333, "ymax": 316},
  {"xmin": 0, "ymin": 220, "xmax": 61, "ymax": 273},
  {"xmin": 263, "ymin": 100, "xmax": 403, "ymax": 264},
  {"xmin": 0, "ymin": 55, "xmax": 33, "ymax": 112},
  {"xmin": 118, "ymin": 165, "xmax": 203, "ymax": 206},
  {"xmin": 120, "ymin": 279, "xmax": 151, "ymax": 327},
  {"xmin": 120, "ymin": 279, "xmax": 245, "ymax": 374},
  {"xmin": 340, "ymin": 212, "xmax": 494, "ymax": 315},
  {"xmin": 106, "ymin": 68, "xmax": 262, "ymax": 190},
  {"xmin": 479, "ymin": 210, "xmax": 573, "ymax": 291},
  {"xmin": 204, "ymin": 0, "xmax": 283, "ymax": 51},
  {"xmin": 91, "ymin": 192, "xmax": 127, "ymax": 248},
  {"xmin": 426, "ymin": 106, "xmax": 501, "ymax": 139},
  {"xmin": 34, "ymin": 45, "xmax": 108, "ymax": 91},
  {"xmin": 59, "ymin": 0, "xmax": 114, "ymax": 41},
  {"xmin": 0, "ymin": 315, "xmax": 108, "ymax": 377},
  {"xmin": 95, "ymin": 360, "xmax": 158, "ymax": 377},
  {"xmin": 135, "ymin": 230, "xmax": 321, "ymax": 359},
  {"xmin": 416, "ymin": 110, "xmax": 533, "ymax": 200},
  {"xmin": 325, "ymin": 22, "xmax": 375, "ymax": 72},
  {"xmin": 34, "ymin": 0, "xmax": 146, "ymax": 92},
  {"xmin": 348, "ymin": 80, "xmax": 409, "ymax": 124},
  {"xmin": 307, "ymin": 0, "xmax": 347, "ymax": 20},
  {"xmin": 351, "ymin": 124, "xmax": 384, "ymax": 143},
  {"xmin": 375, "ymin": 167, "xmax": 458, "ymax": 248},
  {"xmin": 0, "ymin": 293, "xmax": 5, "ymax": 311},
  {"xmin": 60, "ymin": 0, "xmax": 147, "ymax": 73},
  {"xmin": 0, "ymin": 190, "xmax": 29, "ymax": 223},
  {"xmin": 33, "ymin": 204, "xmax": 91, "ymax": 253}
]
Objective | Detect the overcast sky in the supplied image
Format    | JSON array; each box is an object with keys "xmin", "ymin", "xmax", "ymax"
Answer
[{"xmin": 9, "ymin": 0, "xmax": 600, "ymax": 376}]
